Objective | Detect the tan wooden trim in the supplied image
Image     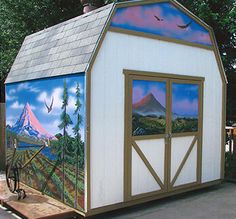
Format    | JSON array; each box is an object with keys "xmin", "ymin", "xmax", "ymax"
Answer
[
  {"xmin": 132, "ymin": 140, "xmax": 165, "ymax": 190},
  {"xmin": 124, "ymin": 72, "xmax": 129, "ymax": 201},
  {"xmin": 85, "ymin": 70, "xmax": 91, "ymax": 211},
  {"xmin": 172, "ymin": 132, "xmax": 198, "ymax": 138},
  {"xmin": 115, "ymin": 0, "xmax": 169, "ymax": 9},
  {"xmin": 170, "ymin": 181, "xmax": 198, "ymax": 192},
  {"xmin": 166, "ymin": 79, "xmax": 172, "ymax": 190},
  {"xmin": 124, "ymin": 73, "xmax": 133, "ymax": 201},
  {"xmin": 170, "ymin": 136, "xmax": 198, "ymax": 187},
  {"xmin": 109, "ymin": 27, "xmax": 213, "ymax": 51},
  {"xmin": 0, "ymin": 103, "xmax": 6, "ymax": 170},
  {"xmin": 209, "ymin": 29, "xmax": 227, "ymax": 84},
  {"xmin": 133, "ymin": 134, "xmax": 166, "ymax": 141},
  {"xmin": 85, "ymin": 179, "xmax": 222, "ymax": 217},
  {"xmin": 131, "ymin": 188, "xmax": 166, "ymax": 201},
  {"xmin": 171, "ymin": 78, "xmax": 204, "ymax": 85},
  {"xmin": 197, "ymin": 81, "xmax": 204, "ymax": 183},
  {"xmin": 129, "ymin": 74, "xmax": 168, "ymax": 83},
  {"xmin": 123, "ymin": 69, "xmax": 205, "ymax": 82},
  {"xmin": 127, "ymin": 76, "xmax": 133, "ymax": 200},
  {"xmin": 208, "ymin": 29, "xmax": 227, "ymax": 180},
  {"xmin": 221, "ymin": 83, "xmax": 226, "ymax": 179}
]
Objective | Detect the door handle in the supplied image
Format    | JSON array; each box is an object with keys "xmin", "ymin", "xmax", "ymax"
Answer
[{"xmin": 165, "ymin": 133, "xmax": 172, "ymax": 140}]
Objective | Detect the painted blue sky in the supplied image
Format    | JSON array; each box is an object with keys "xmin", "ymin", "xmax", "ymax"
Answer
[
  {"xmin": 132, "ymin": 80, "xmax": 166, "ymax": 107},
  {"xmin": 6, "ymin": 74, "xmax": 85, "ymax": 142},
  {"xmin": 172, "ymin": 83, "xmax": 198, "ymax": 117},
  {"xmin": 111, "ymin": 2, "xmax": 212, "ymax": 46}
]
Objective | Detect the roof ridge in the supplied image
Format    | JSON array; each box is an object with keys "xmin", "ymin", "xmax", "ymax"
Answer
[{"xmin": 26, "ymin": 3, "xmax": 114, "ymax": 40}]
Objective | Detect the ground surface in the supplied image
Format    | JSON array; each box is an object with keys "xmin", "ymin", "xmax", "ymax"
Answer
[
  {"xmin": 0, "ymin": 175, "xmax": 236, "ymax": 219},
  {"xmin": 93, "ymin": 182, "xmax": 236, "ymax": 219},
  {"xmin": 0, "ymin": 172, "xmax": 20, "ymax": 219},
  {"xmin": 0, "ymin": 172, "xmax": 76, "ymax": 219},
  {"xmin": 0, "ymin": 205, "xmax": 21, "ymax": 219}
]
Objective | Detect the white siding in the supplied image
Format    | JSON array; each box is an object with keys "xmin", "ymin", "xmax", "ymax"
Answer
[
  {"xmin": 131, "ymin": 139, "xmax": 165, "ymax": 196},
  {"xmin": 90, "ymin": 31, "xmax": 223, "ymax": 208},
  {"xmin": 174, "ymin": 141, "xmax": 198, "ymax": 187},
  {"xmin": 131, "ymin": 147, "xmax": 161, "ymax": 196},
  {"xmin": 135, "ymin": 139, "xmax": 165, "ymax": 183},
  {"xmin": 171, "ymin": 136, "xmax": 195, "ymax": 182}
]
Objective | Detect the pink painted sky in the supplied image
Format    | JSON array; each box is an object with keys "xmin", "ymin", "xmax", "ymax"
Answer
[
  {"xmin": 132, "ymin": 80, "xmax": 166, "ymax": 107},
  {"xmin": 111, "ymin": 2, "xmax": 212, "ymax": 46},
  {"xmin": 132, "ymin": 80, "xmax": 199, "ymax": 116}
]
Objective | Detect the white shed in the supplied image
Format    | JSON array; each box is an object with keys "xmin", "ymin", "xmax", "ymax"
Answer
[{"xmin": 5, "ymin": 0, "xmax": 226, "ymax": 217}]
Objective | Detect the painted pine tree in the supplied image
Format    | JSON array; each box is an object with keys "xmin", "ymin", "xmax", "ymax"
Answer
[
  {"xmin": 58, "ymin": 79, "xmax": 73, "ymax": 202},
  {"xmin": 73, "ymin": 82, "xmax": 84, "ymax": 208}
]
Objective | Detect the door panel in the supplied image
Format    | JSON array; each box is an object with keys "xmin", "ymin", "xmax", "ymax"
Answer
[
  {"xmin": 174, "ymin": 141, "xmax": 197, "ymax": 187},
  {"xmin": 131, "ymin": 146, "xmax": 162, "ymax": 196},
  {"xmin": 125, "ymin": 75, "xmax": 168, "ymax": 200},
  {"xmin": 135, "ymin": 139, "xmax": 165, "ymax": 183},
  {"xmin": 124, "ymin": 71, "xmax": 203, "ymax": 201},
  {"xmin": 169, "ymin": 80, "xmax": 202, "ymax": 190},
  {"xmin": 170, "ymin": 136, "xmax": 196, "ymax": 182},
  {"xmin": 131, "ymin": 139, "xmax": 165, "ymax": 196}
]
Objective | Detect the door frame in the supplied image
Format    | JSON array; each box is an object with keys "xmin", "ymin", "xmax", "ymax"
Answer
[
  {"xmin": 123, "ymin": 69, "xmax": 204, "ymax": 202},
  {"xmin": 168, "ymin": 78, "xmax": 204, "ymax": 191}
]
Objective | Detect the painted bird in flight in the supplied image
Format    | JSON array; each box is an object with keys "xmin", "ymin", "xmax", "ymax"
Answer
[
  {"xmin": 154, "ymin": 15, "xmax": 163, "ymax": 21},
  {"xmin": 44, "ymin": 97, "xmax": 54, "ymax": 113},
  {"xmin": 177, "ymin": 20, "xmax": 192, "ymax": 29}
]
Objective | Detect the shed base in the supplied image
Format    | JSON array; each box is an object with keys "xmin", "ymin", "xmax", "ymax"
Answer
[
  {"xmin": 0, "ymin": 180, "xmax": 81, "ymax": 219},
  {"xmin": 86, "ymin": 179, "xmax": 222, "ymax": 217}
]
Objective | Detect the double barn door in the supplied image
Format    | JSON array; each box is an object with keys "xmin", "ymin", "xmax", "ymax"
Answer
[{"xmin": 124, "ymin": 70, "xmax": 204, "ymax": 201}]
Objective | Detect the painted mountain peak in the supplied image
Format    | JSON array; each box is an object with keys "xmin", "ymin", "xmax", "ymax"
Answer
[
  {"xmin": 133, "ymin": 92, "xmax": 166, "ymax": 117},
  {"xmin": 10, "ymin": 102, "xmax": 55, "ymax": 140}
]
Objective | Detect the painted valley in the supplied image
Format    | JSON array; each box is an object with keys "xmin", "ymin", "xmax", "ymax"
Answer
[{"xmin": 6, "ymin": 74, "xmax": 85, "ymax": 211}]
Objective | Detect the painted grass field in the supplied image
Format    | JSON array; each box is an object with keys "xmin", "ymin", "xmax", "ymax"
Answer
[{"xmin": 6, "ymin": 149, "xmax": 84, "ymax": 211}]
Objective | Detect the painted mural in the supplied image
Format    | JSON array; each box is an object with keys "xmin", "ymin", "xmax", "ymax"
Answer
[
  {"xmin": 111, "ymin": 2, "xmax": 212, "ymax": 47},
  {"xmin": 132, "ymin": 80, "xmax": 199, "ymax": 136},
  {"xmin": 6, "ymin": 74, "xmax": 85, "ymax": 211},
  {"xmin": 172, "ymin": 83, "xmax": 199, "ymax": 133},
  {"xmin": 132, "ymin": 80, "xmax": 166, "ymax": 136}
]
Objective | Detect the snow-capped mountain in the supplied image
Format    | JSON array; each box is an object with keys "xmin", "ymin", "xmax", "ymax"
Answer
[
  {"xmin": 133, "ymin": 93, "xmax": 166, "ymax": 117},
  {"xmin": 11, "ymin": 102, "xmax": 55, "ymax": 140}
]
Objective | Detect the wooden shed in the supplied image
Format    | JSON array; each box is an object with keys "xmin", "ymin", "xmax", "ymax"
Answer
[{"xmin": 5, "ymin": 0, "xmax": 226, "ymax": 217}]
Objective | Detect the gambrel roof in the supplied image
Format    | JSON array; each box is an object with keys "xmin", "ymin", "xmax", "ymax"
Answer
[
  {"xmin": 6, "ymin": 0, "xmax": 226, "ymax": 84},
  {"xmin": 6, "ymin": 4, "xmax": 114, "ymax": 83}
]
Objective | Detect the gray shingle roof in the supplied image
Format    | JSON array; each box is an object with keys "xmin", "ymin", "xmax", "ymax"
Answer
[{"xmin": 6, "ymin": 3, "xmax": 114, "ymax": 84}]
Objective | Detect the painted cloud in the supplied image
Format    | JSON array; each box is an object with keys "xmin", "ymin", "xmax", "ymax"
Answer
[{"xmin": 111, "ymin": 2, "xmax": 212, "ymax": 46}]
